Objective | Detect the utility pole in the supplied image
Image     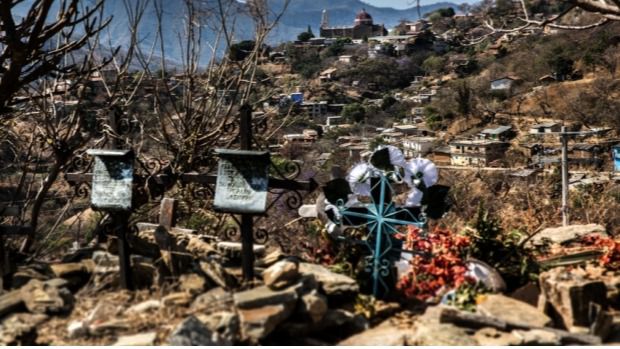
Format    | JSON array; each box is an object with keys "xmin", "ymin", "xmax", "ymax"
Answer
[
  {"xmin": 532, "ymin": 126, "xmax": 597, "ymax": 227},
  {"xmin": 560, "ymin": 126, "xmax": 569, "ymax": 226}
]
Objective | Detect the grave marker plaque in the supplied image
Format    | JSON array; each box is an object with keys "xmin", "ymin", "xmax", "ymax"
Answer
[
  {"xmin": 213, "ymin": 149, "xmax": 270, "ymax": 214},
  {"xmin": 87, "ymin": 149, "xmax": 134, "ymax": 211}
]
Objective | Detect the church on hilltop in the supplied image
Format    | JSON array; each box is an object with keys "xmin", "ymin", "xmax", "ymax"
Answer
[{"xmin": 319, "ymin": 9, "xmax": 387, "ymax": 40}]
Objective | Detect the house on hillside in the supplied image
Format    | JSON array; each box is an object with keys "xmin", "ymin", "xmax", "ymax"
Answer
[
  {"xmin": 430, "ymin": 146, "xmax": 451, "ymax": 165},
  {"xmin": 300, "ymin": 101, "xmax": 328, "ymax": 118},
  {"xmin": 393, "ymin": 124, "xmax": 419, "ymax": 136},
  {"xmin": 381, "ymin": 131, "xmax": 405, "ymax": 144},
  {"xmin": 402, "ymin": 137, "xmax": 438, "ymax": 158},
  {"xmin": 339, "ymin": 55, "xmax": 355, "ymax": 64},
  {"xmin": 319, "ymin": 68, "xmax": 338, "ymax": 84},
  {"xmin": 411, "ymin": 107, "xmax": 425, "ymax": 117},
  {"xmin": 404, "ymin": 19, "xmax": 430, "ymax": 34},
  {"xmin": 490, "ymin": 76, "xmax": 522, "ymax": 92},
  {"xmin": 613, "ymin": 145, "xmax": 620, "ymax": 172},
  {"xmin": 282, "ymin": 129, "xmax": 318, "ymax": 146},
  {"xmin": 478, "ymin": 125, "xmax": 515, "ymax": 141},
  {"xmin": 449, "ymin": 139, "xmax": 509, "ymax": 167},
  {"xmin": 290, "ymin": 92, "xmax": 304, "ymax": 104},
  {"xmin": 529, "ymin": 122, "xmax": 561, "ymax": 134}
]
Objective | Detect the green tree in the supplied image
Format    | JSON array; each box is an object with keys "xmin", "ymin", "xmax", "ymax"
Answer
[
  {"xmin": 298, "ymin": 26, "xmax": 315, "ymax": 42},
  {"xmin": 454, "ymin": 80, "xmax": 472, "ymax": 116},
  {"xmin": 381, "ymin": 95, "xmax": 397, "ymax": 110},
  {"xmin": 229, "ymin": 40, "xmax": 256, "ymax": 61},
  {"xmin": 438, "ymin": 7, "xmax": 456, "ymax": 17},
  {"xmin": 422, "ymin": 55, "xmax": 447, "ymax": 74},
  {"xmin": 342, "ymin": 103, "xmax": 366, "ymax": 123},
  {"xmin": 547, "ymin": 54, "xmax": 574, "ymax": 81}
]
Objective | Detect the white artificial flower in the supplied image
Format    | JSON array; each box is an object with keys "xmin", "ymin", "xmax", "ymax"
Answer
[
  {"xmin": 385, "ymin": 145, "xmax": 406, "ymax": 168},
  {"xmin": 405, "ymin": 187, "xmax": 424, "ymax": 206},
  {"xmin": 404, "ymin": 157, "xmax": 438, "ymax": 188},
  {"xmin": 346, "ymin": 162, "xmax": 372, "ymax": 196}
]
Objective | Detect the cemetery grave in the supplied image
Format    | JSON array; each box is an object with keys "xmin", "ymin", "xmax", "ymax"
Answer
[{"xmin": 2, "ymin": 111, "xmax": 620, "ymax": 345}]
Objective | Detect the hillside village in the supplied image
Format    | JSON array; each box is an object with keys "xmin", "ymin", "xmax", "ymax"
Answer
[
  {"xmin": 266, "ymin": 7, "xmax": 620, "ymax": 176},
  {"xmin": 3, "ymin": 0, "xmax": 620, "ymax": 346}
]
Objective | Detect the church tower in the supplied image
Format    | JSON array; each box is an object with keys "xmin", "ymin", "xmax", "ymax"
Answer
[{"xmin": 321, "ymin": 9, "xmax": 329, "ymax": 28}]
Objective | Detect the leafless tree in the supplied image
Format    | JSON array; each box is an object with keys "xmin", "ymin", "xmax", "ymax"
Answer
[
  {"xmin": 466, "ymin": 0, "xmax": 620, "ymax": 44},
  {"xmin": 8, "ymin": 0, "xmax": 152, "ymax": 253},
  {"xmin": 0, "ymin": 0, "xmax": 111, "ymax": 115},
  {"xmin": 132, "ymin": 0, "xmax": 290, "ymax": 174}
]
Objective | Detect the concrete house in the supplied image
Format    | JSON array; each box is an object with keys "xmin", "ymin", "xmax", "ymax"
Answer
[
  {"xmin": 430, "ymin": 146, "xmax": 452, "ymax": 165},
  {"xmin": 529, "ymin": 122, "xmax": 561, "ymax": 134},
  {"xmin": 478, "ymin": 125, "xmax": 515, "ymax": 141},
  {"xmin": 381, "ymin": 131, "xmax": 405, "ymax": 144},
  {"xmin": 300, "ymin": 101, "xmax": 328, "ymax": 118},
  {"xmin": 449, "ymin": 139, "xmax": 509, "ymax": 167},
  {"xmin": 339, "ymin": 55, "xmax": 355, "ymax": 64},
  {"xmin": 613, "ymin": 145, "xmax": 620, "ymax": 172},
  {"xmin": 402, "ymin": 137, "xmax": 437, "ymax": 158},
  {"xmin": 490, "ymin": 76, "xmax": 521, "ymax": 92},
  {"xmin": 283, "ymin": 129, "xmax": 318, "ymax": 146},
  {"xmin": 319, "ymin": 68, "xmax": 338, "ymax": 83},
  {"xmin": 393, "ymin": 124, "xmax": 420, "ymax": 136}
]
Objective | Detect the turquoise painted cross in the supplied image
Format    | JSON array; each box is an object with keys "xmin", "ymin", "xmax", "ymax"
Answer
[{"xmin": 333, "ymin": 175, "xmax": 427, "ymax": 298}]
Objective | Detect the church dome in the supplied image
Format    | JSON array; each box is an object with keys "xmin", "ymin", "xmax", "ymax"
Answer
[{"xmin": 354, "ymin": 9, "xmax": 373, "ymax": 26}]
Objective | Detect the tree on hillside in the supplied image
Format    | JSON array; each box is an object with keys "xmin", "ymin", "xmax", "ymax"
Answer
[
  {"xmin": 229, "ymin": 40, "xmax": 257, "ymax": 61},
  {"xmin": 470, "ymin": 0, "xmax": 620, "ymax": 43},
  {"xmin": 0, "ymin": 1, "xmax": 110, "ymax": 116},
  {"xmin": 297, "ymin": 26, "xmax": 315, "ymax": 42},
  {"xmin": 342, "ymin": 103, "xmax": 366, "ymax": 123}
]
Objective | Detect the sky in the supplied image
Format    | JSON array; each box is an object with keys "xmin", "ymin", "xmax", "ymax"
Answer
[{"xmin": 361, "ymin": 0, "xmax": 477, "ymax": 9}]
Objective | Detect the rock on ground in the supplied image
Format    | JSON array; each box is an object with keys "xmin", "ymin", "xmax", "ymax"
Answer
[
  {"xmin": 338, "ymin": 319, "xmax": 411, "ymax": 346},
  {"xmin": 410, "ymin": 321, "xmax": 478, "ymax": 346},
  {"xmin": 167, "ymin": 316, "xmax": 230, "ymax": 345},
  {"xmin": 529, "ymin": 224, "xmax": 607, "ymax": 246},
  {"xmin": 476, "ymin": 294, "xmax": 552, "ymax": 328},
  {"xmin": 0, "ymin": 313, "xmax": 48, "ymax": 345},
  {"xmin": 113, "ymin": 332, "xmax": 158, "ymax": 346},
  {"xmin": 474, "ymin": 327, "xmax": 523, "ymax": 346},
  {"xmin": 196, "ymin": 311, "xmax": 240, "ymax": 344},
  {"xmin": 539, "ymin": 267, "xmax": 607, "ymax": 328},
  {"xmin": 21, "ymin": 279, "xmax": 74, "ymax": 315},
  {"xmin": 262, "ymin": 259, "xmax": 299, "ymax": 290},
  {"xmin": 238, "ymin": 303, "xmax": 296, "ymax": 342},
  {"xmin": 233, "ymin": 284, "xmax": 299, "ymax": 309},
  {"xmin": 298, "ymin": 263, "xmax": 358, "ymax": 296},
  {"xmin": 191, "ymin": 287, "xmax": 234, "ymax": 314},
  {"xmin": 512, "ymin": 329, "xmax": 562, "ymax": 345},
  {"xmin": 298, "ymin": 290, "xmax": 328, "ymax": 323}
]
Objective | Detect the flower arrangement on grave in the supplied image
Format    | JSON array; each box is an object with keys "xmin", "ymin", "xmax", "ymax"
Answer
[
  {"xmin": 395, "ymin": 225, "xmax": 473, "ymax": 301},
  {"xmin": 318, "ymin": 145, "xmax": 451, "ymax": 298}
]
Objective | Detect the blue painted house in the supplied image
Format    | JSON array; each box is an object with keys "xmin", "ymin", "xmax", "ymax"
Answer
[{"xmin": 613, "ymin": 145, "xmax": 620, "ymax": 172}]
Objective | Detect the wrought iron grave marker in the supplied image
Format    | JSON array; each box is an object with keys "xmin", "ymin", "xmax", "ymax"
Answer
[
  {"xmin": 214, "ymin": 149, "xmax": 270, "ymax": 214},
  {"xmin": 86, "ymin": 149, "xmax": 135, "ymax": 289},
  {"xmin": 87, "ymin": 149, "xmax": 134, "ymax": 211}
]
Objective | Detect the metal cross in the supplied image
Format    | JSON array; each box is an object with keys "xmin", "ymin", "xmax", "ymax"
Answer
[
  {"xmin": 332, "ymin": 175, "xmax": 426, "ymax": 298},
  {"xmin": 64, "ymin": 106, "xmax": 318, "ymax": 285}
]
